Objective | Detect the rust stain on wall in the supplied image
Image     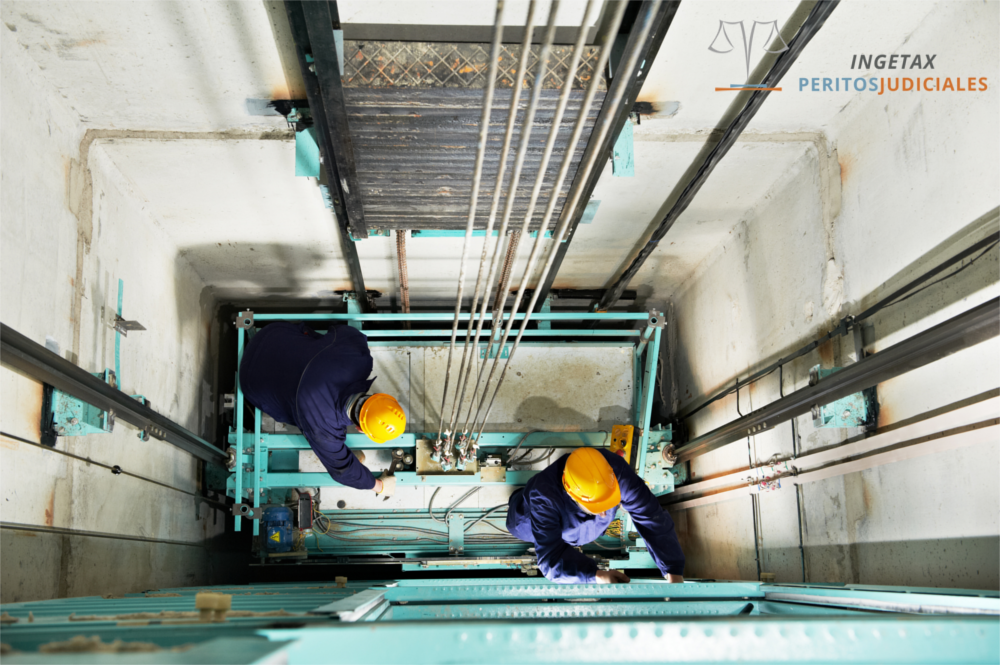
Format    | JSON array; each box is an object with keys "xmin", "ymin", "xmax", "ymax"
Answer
[
  {"xmin": 876, "ymin": 400, "xmax": 893, "ymax": 429},
  {"xmin": 817, "ymin": 338, "xmax": 835, "ymax": 367},
  {"xmin": 44, "ymin": 489, "xmax": 55, "ymax": 526},
  {"xmin": 838, "ymin": 152, "xmax": 852, "ymax": 186}
]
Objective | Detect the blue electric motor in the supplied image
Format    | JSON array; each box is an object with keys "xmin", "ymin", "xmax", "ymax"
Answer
[{"xmin": 261, "ymin": 506, "xmax": 293, "ymax": 553}]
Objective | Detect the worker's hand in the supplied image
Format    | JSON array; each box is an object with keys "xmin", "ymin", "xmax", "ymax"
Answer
[
  {"xmin": 594, "ymin": 570, "xmax": 631, "ymax": 584},
  {"xmin": 375, "ymin": 475, "xmax": 396, "ymax": 498},
  {"xmin": 665, "ymin": 574, "xmax": 684, "ymax": 583}
]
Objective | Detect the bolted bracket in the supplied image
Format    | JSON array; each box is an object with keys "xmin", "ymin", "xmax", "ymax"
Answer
[
  {"xmin": 110, "ymin": 314, "xmax": 146, "ymax": 337},
  {"xmin": 447, "ymin": 513, "xmax": 465, "ymax": 556},
  {"xmin": 647, "ymin": 310, "xmax": 666, "ymax": 328},
  {"xmin": 236, "ymin": 311, "xmax": 254, "ymax": 329},
  {"xmin": 233, "ymin": 503, "xmax": 262, "ymax": 520},
  {"xmin": 45, "ymin": 369, "xmax": 118, "ymax": 439}
]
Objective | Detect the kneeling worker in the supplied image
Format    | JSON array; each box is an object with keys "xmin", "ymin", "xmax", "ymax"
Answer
[
  {"xmin": 507, "ymin": 447, "xmax": 684, "ymax": 584},
  {"xmin": 239, "ymin": 322, "xmax": 405, "ymax": 496}
]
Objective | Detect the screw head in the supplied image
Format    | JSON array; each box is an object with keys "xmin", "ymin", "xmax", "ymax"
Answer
[{"xmin": 111, "ymin": 465, "xmax": 122, "ymax": 475}]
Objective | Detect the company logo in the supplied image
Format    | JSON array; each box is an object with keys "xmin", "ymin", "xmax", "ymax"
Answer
[
  {"xmin": 709, "ymin": 20, "xmax": 789, "ymax": 91},
  {"xmin": 799, "ymin": 54, "xmax": 988, "ymax": 94}
]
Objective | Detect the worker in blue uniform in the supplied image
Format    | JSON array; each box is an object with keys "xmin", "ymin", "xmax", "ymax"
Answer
[
  {"xmin": 507, "ymin": 447, "xmax": 685, "ymax": 584},
  {"xmin": 239, "ymin": 322, "xmax": 406, "ymax": 495}
]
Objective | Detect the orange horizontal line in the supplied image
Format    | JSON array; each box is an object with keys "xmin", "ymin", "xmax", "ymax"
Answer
[{"xmin": 715, "ymin": 87, "xmax": 783, "ymax": 91}]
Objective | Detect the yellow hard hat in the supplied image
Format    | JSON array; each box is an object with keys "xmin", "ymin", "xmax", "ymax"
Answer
[
  {"xmin": 357, "ymin": 393, "xmax": 406, "ymax": 444},
  {"xmin": 562, "ymin": 448, "xmax": 620, "ymax": 514}
]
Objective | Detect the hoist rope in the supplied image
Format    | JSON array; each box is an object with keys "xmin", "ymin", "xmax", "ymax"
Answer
[
  {"xmin": 444, "ymin": 0, "xmax": 538, "ymax": 437},
  {"xmin": 434, "ymin": 0, "xmax": 506, "ymax": 443},
  {"xmin": 470, "ymin": 0, "xmax": 655, "ymax": 441}
]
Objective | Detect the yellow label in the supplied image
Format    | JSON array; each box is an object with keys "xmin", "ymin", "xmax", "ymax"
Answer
[
  {"xmin": 609, "ymin": 425, "xmax": 634, "ymax": 463},
  {"xmin": 269, "ymin": 531, "xmax": 281, "ymax": 542}
]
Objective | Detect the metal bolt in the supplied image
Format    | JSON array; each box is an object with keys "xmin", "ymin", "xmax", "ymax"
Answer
[
  {"xmin": 57, "ymin": 428, "xmax": 66, "ymax": 435},
  {"xmin": 69, "ymin": 418, "xmax": 79, "ymax": 425},
  {"xmin": 111, "ymin": 465, "xmax": 122, "ymax": 475}
]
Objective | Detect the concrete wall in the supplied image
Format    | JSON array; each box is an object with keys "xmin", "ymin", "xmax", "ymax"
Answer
[
  {"xmin": 0, "ymin": 26, "xmax": 228, "ymax": 602},
  {"xmin": 667, "ymin": 1, "xmax": 999, "ymax": 589}
]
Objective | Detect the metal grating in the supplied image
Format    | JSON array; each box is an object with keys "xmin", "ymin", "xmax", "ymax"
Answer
[
  {"xmin": 345, "ymin": 88, "xmax": 605, "ymax": 231},
  {"xmin": 343, "ymin": 41, "xmax": 608, "ymax": 90}
]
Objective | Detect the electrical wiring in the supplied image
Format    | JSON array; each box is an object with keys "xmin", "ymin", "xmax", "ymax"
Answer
[
  {"xmin": 464, "ymin": 503, "xmax": 509, "ymax": 532},
  {"xmin": 323, "ymin": 521, "xmax": 448, "ymax": 538},
  {"xmin": 508, "ymin": 430, "xmax": 610, "ymax": 468},
  {"xmin": 506, "ymin": 430, "xmax": 544, "ymax": 465},
  {"xmin": 428, "ymin": 486, "xmax": 482, "ymax": 523},
  {"xmin": 509, "ymin": 447, "xmax": 556, "ymax": 468},
  {"xmin": 472, "ymin": 519, "xmax": 513, "ymax": 536}
]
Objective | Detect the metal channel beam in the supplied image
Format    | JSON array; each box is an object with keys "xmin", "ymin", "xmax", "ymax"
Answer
[
  {"xmin": 0, "ymin": 323, "xmax": 224, "ymax": 464},
  {"xmin": 595, "ymin": 0, "xmax": 840, "ymax": 311},
  {"xmin": 534, "ymin": 1, "xmax": 679, "ymax": 311},
  {"xmin": 284, "ymin": 1, "xmax": 372, "ymax": 310},
  {"xmin": 262, "ymin": 617, "xmax": 1000, "ymax": 664},
  {"xmin": 252, "ymin": 311, "xmax": 649, "ymax": 322},
  {"xmin": 297, "ymin": 1, "xmax": 368, "ymax": 240},
  {"xmin": 674, "ymin": 298, "xmax": 1000, "ymax": 462}
]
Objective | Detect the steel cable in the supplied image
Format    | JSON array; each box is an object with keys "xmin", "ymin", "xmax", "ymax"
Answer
[
  {"xmin": 463, "ymin": 0, "xmax": 602, "ymax": 436},
  {"xmin": 435, "ymin": 0, "xmax": 505, "ymax": 444},
  {"xmin": 445, "ymin": 1, "xmax": 538, "ymax": 437},
  {"xmin": 469, "ymin": 0, "xmax": 639, "ymax": 441},
  {"xmin": 452, "ymin": 0, "xmax": 557, "ymax": 436}
]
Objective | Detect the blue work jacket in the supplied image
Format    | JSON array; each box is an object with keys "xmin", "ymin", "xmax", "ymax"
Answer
[
  {"xmin": 506, "ymin": 448, "xmax": 685, "ymax": 583},
  {"xmin": 239, "ymin": 323, "xmax": 376, "ymax": 490}
]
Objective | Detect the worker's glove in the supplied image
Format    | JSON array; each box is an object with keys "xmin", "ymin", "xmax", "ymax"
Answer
[{"xmin": 376, "ymin": 474, "xmax": 396, "ymax": 498}]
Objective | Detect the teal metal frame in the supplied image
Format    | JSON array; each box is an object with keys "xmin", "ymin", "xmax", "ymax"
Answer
[
  {"xmin": 226, "ymin": 309, "xmax": 666, "ymax": 568},
  {"xmin": 2, "ymin": 579, "xmax": 997, "ymax": 664}
]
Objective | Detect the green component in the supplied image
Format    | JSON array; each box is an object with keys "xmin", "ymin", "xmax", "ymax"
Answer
[
  {"xmin": 2, "ymin": 580, "xmax": 997, "ymax": 664},
  {"xmin": 643, "ymin": 424, "xmax": 675, "ymax": 496},
  {"xmin": 342, "ymin": 292, "xmax": 363, "ymax": 329},
  {"xmin": 447, "ymin": 513, "xmax": 465, "ymax": 555},
  {"xmin": 226, "ymin": 310, "xmax": 664, "ymax": 563},
  {"xmin": 388, "ymin": 599, "xmax": 757, "ymax": 620},
  {"xmin": 47, "ymin": 369, "xmax": 116, "ymax": 437},
  {"xmin": 479, "ymin": 344, "xmax": 510, "ymax": 359},
  {"xmin": 612, "ymin": 118, "xmax": 635, "ymax": 177},
  {"xmin": 810, "ymin": 365, "xmax": 873, "ymax": 428},
  {"xmin": 294, "ymin": 127, "xmax": 320, "ymax": 178},
  {"xmin": 670, "ymin": 461, "xmax": 689, "ymax": 485},
  {"xmin": 579, "ymin": 198, "xmax": 600, "ymax": 224}
]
